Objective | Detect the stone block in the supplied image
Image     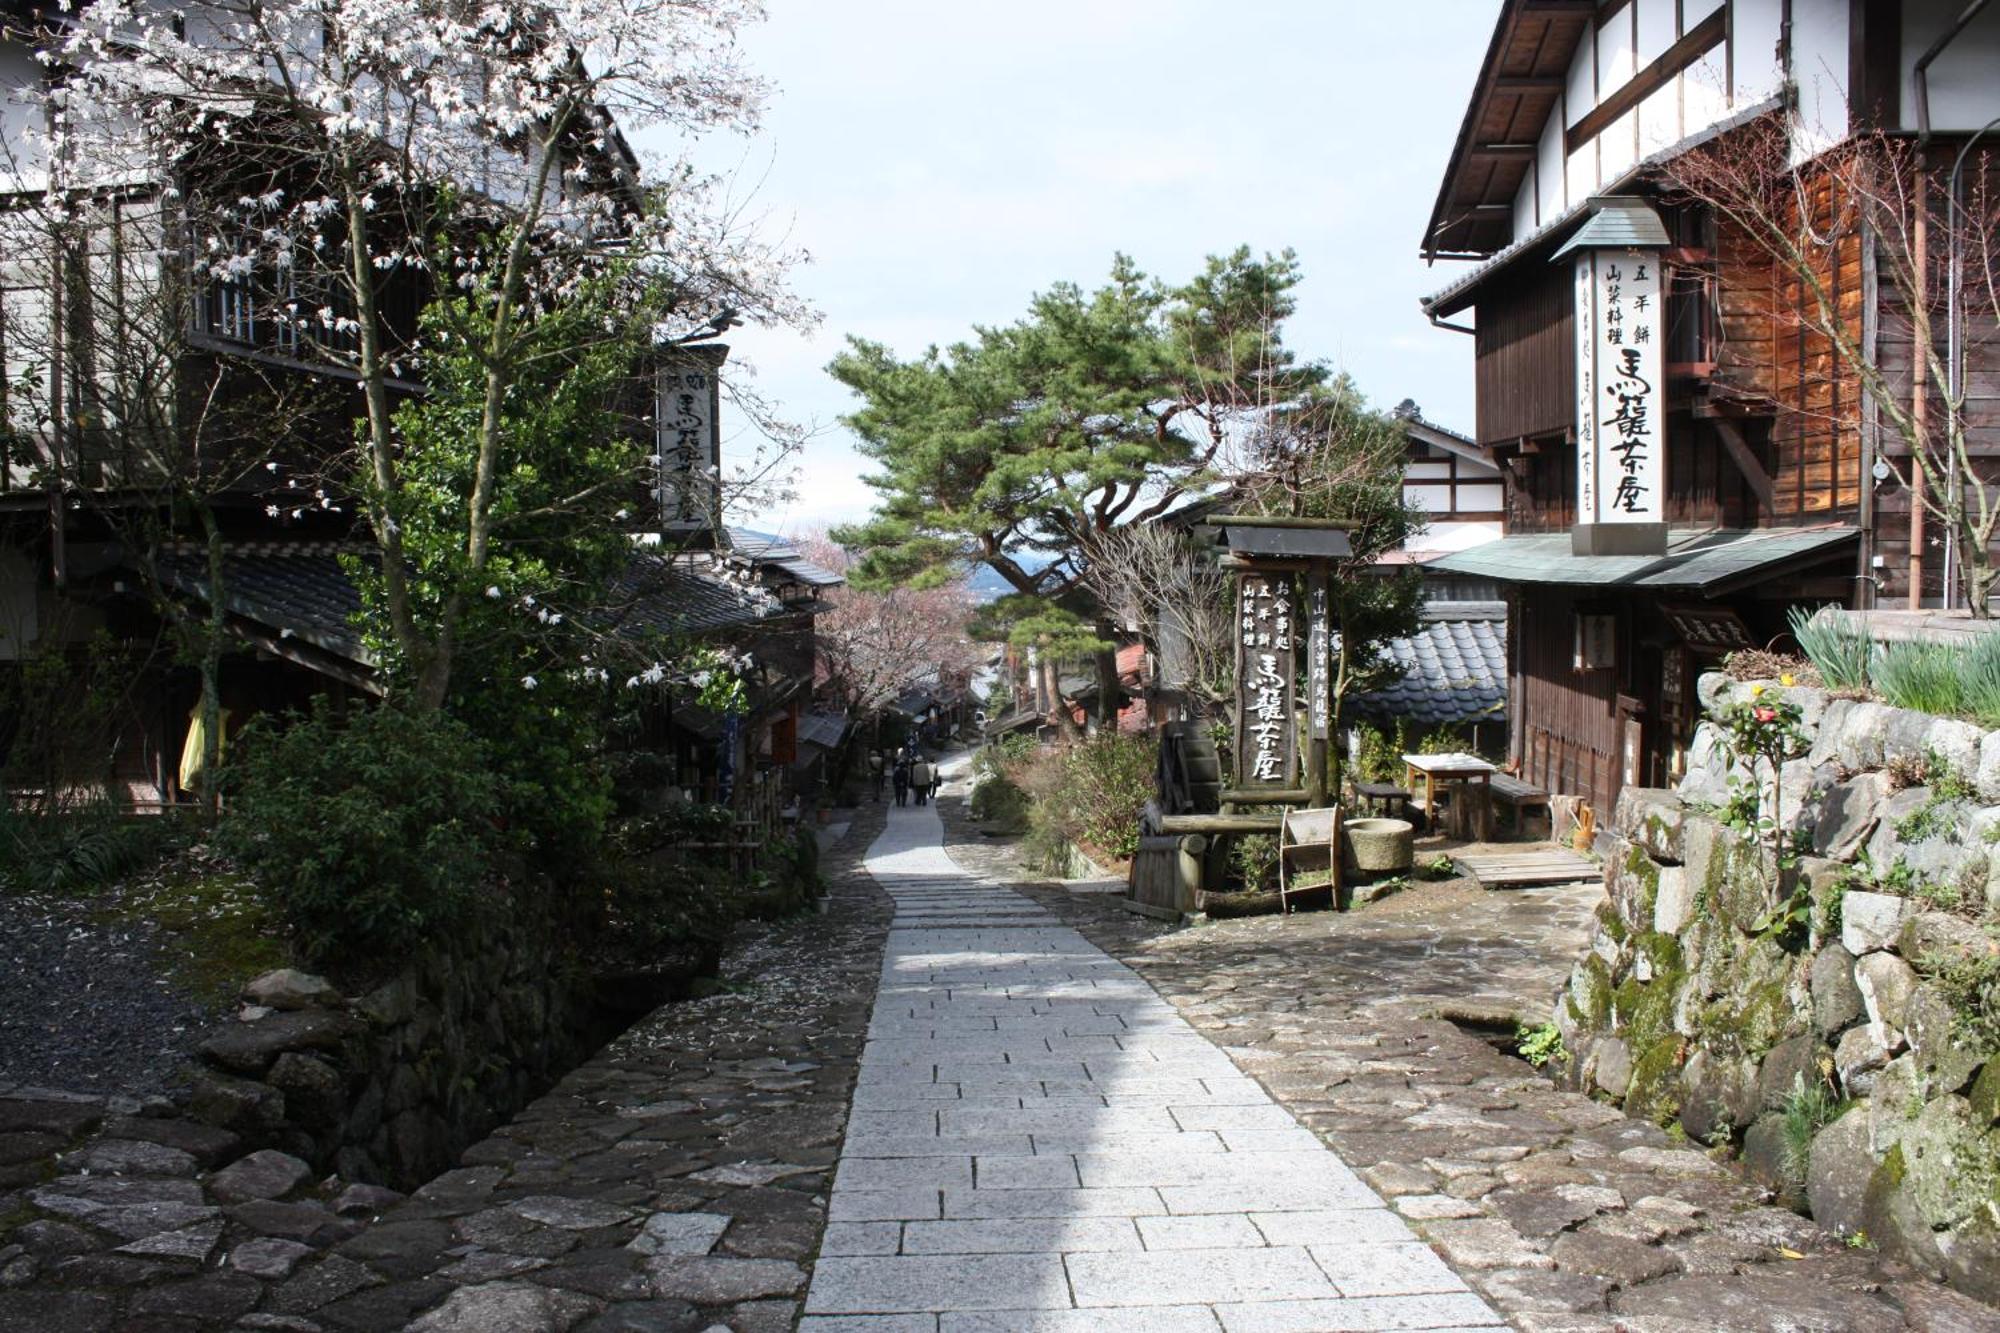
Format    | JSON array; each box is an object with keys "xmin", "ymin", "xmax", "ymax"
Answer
[
  {"xmin": 1908, "ymin": 985, "xmax": 1984, "ymax": 1093},
  {"xmin": 1756, "ymin": 1035, "xmax": 1829, "ymax": 1113},
  {"xmin": 1678, "ymin": 1051, "xmax": 1757, "ymax": 1145},
  {"xmin": 1925, "ymin": 717, "xmax": 1985, "ymax": 786},
  {"xmin": 1863, "ymin": 1150, "xmax": 1946, "ymax": 1279},
  {"xmin": 209, "ymin": 1150, "xmax": 312, "ymax": 1206},
  {"xmin": 1590, "ymin": 1038, "xmax": 1632, "ymax": 1099},
  {"xmin": 1811, "ymin": 772, "xmax": 1890, "ymax": 861},
  {"xmin": 1833, "ymin": 1024, "xmax": 1896, "ymax": 1097},
  {"xmin": 1805, "ymin": 1107, "xmax": 1874, "ymax": 1239},
  {"xmin": 1652, "ymin": 865, "xmax": 1697, "ymax": 936},
  {"xmin": 1840, "ymin": 891, "xmax": 1912, "ymax": 955},
  {"xmin": 1972, "ymin": 1060, "xmax": 2000, "ymax": 1126},
  {"xmin": 1854, "ymin": 953, "xmax": 1918, "ymax": 1036},
  {"xmin": 244, "ymin": 969, "xmax": 340, "ymax": 1012},
  {"xmin": 1978, "ymin": 731, "xmax": 2000, "ymax": 805},
  {"xmin": 1809, "ymin": 944, "xmax": 1864, "ymax": 1037},
  {"xmin": 199, "ymin": 1011, "xmax": 362, "ymax": 1077},
  {"xmin": 1833, "ymin": 702, "xmax": 1897, "ymax": 773},
  {"xmin": 1740, "ymin": 1114, "xmax": 1792, "ymax": 1195},
  {"xmin": 1898, "ymin": 1095, "xmax": 1995, "ymax": 1230},
  {"xmin": 1777, "ymin": 760, "xmax": 1836, "ymax": 836},
  {"xmin": 1899, "ymin": 911, "xmax": 1990, "ymax": 965},
  {"xmin": 1614, "ymin": 789, "xmax": 1685, "ymax": 863},
  {"xmin": 1807, "ymin": 698, "xmax": 1853, "ymax": 768},
  {"xmin": 266, "ymin": 1054, "xmax": 344, "ymax": 1132},
  {"xmin": 187, "ymin": 1071, "xmax": 286, "ymax": 1137}
]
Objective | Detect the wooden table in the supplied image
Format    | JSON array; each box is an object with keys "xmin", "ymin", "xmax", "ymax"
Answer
[{"xmin": 1402, "ymin": 752, "xmax": 1497, "ymax": 841}]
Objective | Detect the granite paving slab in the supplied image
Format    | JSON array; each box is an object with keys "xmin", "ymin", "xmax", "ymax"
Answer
[
  {"xmin": 939, "ymin": 786, "xmax": 2000, "ymax": 1332},
  {"xmin": 806, "ymin": 784, "xmax": 1505, "ymax": 1330}
]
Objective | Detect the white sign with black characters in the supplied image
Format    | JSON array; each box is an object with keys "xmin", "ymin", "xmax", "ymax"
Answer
[
  {"xmin": 659, "ymin": 355, "xmax": 722, "ymax": 533},
  {"xmin": 1573, "ymin": 248, "xmax": 1663, "ymax": 526}
]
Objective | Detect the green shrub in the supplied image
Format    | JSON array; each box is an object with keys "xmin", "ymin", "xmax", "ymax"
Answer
[
  {"xmin": 969, "ymin": 772, "xmax": 1031, "ymax": 830},
  {"xmin": 1517, "ymin": 1022, "xmax": 1569, "ymax": 1069},
  {"xmin": 1874, "ymin": 640, "xmax": 1966, "ymax": 717},
  {"xmin": 218, "ymin": 702, "xmax": 504, "ymax": 965},
  {"xmin": 1044, "ymin": 732, "xmax": 1156, "ymax": 861},
  {"xmin": 0, "ymin": 800, "xmax": 178, "ymax": 895},
  {"xmin": 1780, "ymin": 1073, "xmax": 1846, "ymax": 1196},
  {"xmin": 1789, "ymin": 605, "xmax": 1872, "ymax": 691},
  {"xmin": 1231, "ymin": 832, "xmax": 1278, "ymax": 894}
]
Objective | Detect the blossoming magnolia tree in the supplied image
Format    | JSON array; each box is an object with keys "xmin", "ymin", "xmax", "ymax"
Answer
[
  {"xmin": 797, "ymin": 531, "xmax": 982, "ymax": 719},
  {"xmin": 22, "ymin": 0, "xmax": 811, "ymax": 707}
]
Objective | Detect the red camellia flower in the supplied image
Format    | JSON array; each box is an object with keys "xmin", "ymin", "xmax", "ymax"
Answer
[{"xmin": 1753, "ymin": 707, "xmax": 1778, "ymax": 724}]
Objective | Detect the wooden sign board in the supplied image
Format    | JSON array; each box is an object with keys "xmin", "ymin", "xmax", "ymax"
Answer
[{"xmin": 1234, "ymin": 572, "xmax": 1297, "ymax": 788}]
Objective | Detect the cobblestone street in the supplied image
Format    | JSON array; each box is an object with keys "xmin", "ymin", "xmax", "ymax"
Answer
[{"xmin": 938, "ymin": 794, "xmax": 2000, "ymax": 1333}]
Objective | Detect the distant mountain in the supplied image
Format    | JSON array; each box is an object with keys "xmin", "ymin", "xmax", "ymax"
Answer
[{"xmin": 966, "ymin": 554, "xmax": 1056, "ymax": 604}]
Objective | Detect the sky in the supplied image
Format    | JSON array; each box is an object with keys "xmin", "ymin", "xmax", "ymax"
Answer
[{"xmin": 677, "ymin": 1, "xmax": 1497, "ymax": 536}]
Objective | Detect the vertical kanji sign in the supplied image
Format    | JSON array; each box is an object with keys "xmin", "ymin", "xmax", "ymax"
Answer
[
  {"xmin": 1233, "ymin": 572, "xmax": 1296, "ymax": 788},
  {"xmin": 658, "ymin": 348, "xmax": 725, "ymax": 539},
  {"xmin": 1572, "ymin": 248, "xmax": 1663, "ymax": 528}
]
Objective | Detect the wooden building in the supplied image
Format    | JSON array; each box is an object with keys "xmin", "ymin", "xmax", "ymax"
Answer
[{"xmin": 1422, "ymin": 0, "xmax": 2000, "ymax": 816}]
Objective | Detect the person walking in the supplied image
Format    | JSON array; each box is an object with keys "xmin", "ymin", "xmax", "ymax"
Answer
[
  {"xmin": 892, "ymin": 755, "xmax": 911, "ymax": 807},
  {"xmin": 910, "ymin": 755, "xmax": 934, "ymax": 807},
  {"xmin": 868, "ymin": 749, "xmax": 886, "ymax": 803}
]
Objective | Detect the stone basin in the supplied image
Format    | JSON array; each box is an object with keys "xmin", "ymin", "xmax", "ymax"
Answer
[{"xmin": 1343, "ymin": 817, "xmax": 1414, "ymax": 874}]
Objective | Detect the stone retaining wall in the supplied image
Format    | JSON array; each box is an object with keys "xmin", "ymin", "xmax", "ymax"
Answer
[
  {"xmin": 181, "ymin": 911, "xmax": 621, "ymax": 1191},
  {"xmin": 1550, "ymin": 672, "xmax": 2000, "ymax": 1304}
]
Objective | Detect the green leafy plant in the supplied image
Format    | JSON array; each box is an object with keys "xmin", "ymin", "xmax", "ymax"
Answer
[
  {"xmin": 969, "ymin": 772, "xmax": 1031, "ymax": 830},
  {"xmin": 1873, "ymin": 640, "xmax": 1967, "ymax": 717},
  {"xmin": 1714, "ymin": 687, "xmax": 1809, "ymax": 886},
  {"xmin": 218, "ymin": 701, "xmax": 505, "ymax": 965},
  {"xmin": 1516, "ymin": 1022, "xmax": 1570, "ymax": 1069},
  {"xmin": 1232, "ymin": 832, "xmax": 1279, "ymax": 895},
  {"xmin": 1419, "ymin": 853, "xmax": 1456, "ymax": 881},
  {"xmin": 1789, "ymin": 605, "xmax": 1872, "ymax": 691},
  {"xmin": 0, "ymin": 801, "xmax": 178, "ymax": 896},
  {"xmin": 1780, "ymin": 1072, "xmax": 1846, "ymax": 1196},
  {"xmin": 1916, "ymin": 935, "xmax": 2000, "ymax": 1055}
]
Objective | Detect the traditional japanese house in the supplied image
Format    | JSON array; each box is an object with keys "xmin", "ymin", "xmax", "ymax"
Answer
[
  {"xmin": 0, "ymin": 7, "xmax": 833, "ymax": 812},
  {"xmin": 1421, "ymin": 0, "xmax": 2000, "ymax": 817}
]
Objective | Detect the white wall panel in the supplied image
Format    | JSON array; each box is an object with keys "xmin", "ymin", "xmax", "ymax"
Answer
[
  {"xmin": 1600, "ymin": 109, "xmax": 1638, "ymax": 179},
  {"xmin": 1639, "ymin": 81, "xmax": 1682, "ymax": 157},
  {"xmin": 1732, "ymin": 0, "xmax": 1787, "ymax": 107},
  {"xmin": 1683, "ymin": 46, "xmax": 1732, "ymax": 133},
  {"xmin": 1538, "ymin": 110, "xmax": 1567, "ymax": 221},
  {"xmin": 1901, "ymin": 0, "xmax": 2000, "ymax": 132},
  {"xmin": 1457, "ymin": 483, "xmax": 1505, "ymax": 513},
  {"xmin": 1636, "ymin": 0, "xmax": 1677, "ymax": 65},
  {"xmin": 1597, "ymin": 5, "xmax": 1637, "ymax": 99}
]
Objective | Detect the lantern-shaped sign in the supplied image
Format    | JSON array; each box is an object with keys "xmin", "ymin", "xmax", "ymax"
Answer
[{"xmin": 1554, "ymin": 198, "xmax": 1670, "ymax": 557}]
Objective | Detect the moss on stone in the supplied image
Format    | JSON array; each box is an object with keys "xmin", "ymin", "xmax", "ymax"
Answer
[
  {"xmin": 1626, "ymin": 1034, "xmax": 1687, "ymax": 1125},
  {"xmin": 1576, "ymin": 954, "xmax": 1615, "ymax": 1029},
  {"xmin": 1636, "ymin": 931, "xmax": 1685, "ymax": 976},
  {"xmin": 1597, "ymin": 900, "xmax": 1630, "ymax": 946},
  {"xmin": 1621, "ymin": 843, "xmax": 1663, "ymax": 927}
]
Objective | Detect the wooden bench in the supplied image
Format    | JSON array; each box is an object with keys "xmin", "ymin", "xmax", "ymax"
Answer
[
  {"xmin": 1488, "ymin": 774, "xmax": 1552, "ymax": 838},
  {"xmin": 1353, "ymin": 782, "xmax": 1412, "ymax": 821}
]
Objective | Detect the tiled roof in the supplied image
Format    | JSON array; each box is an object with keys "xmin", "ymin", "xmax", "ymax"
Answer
[
  {"xmin": 151, "ymin": 545, "xmax": 794, "ymax": 669},
  {"xmin": 1427, "ymin": 525, "xmax": 1858, "ymax": 592},
  {"xmin": 1352, "ymin": 603, "xmax": 1508, "ymax": 727},
  {"xmin": 606, "ymin": 553, "xmax": 797, "ymax": 636},
  {"xmin": 798, "ymin": 711, "xmax": 851, "ymax": 750},
  {"xmin": 725, "ymin": 527, "xmax": 845, "ymax": 588},
  {"xmin": 152, "ymin": 547, "xmax": 370, "ymax": 665}
]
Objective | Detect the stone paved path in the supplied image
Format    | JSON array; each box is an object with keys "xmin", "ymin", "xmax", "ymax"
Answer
[
  {"xmin": 938, "ymin": 796, "xmax": 2000, "ymax": 1333},
  {"xmin": 803, "ymin": 787, "xmax": 1506, "ymax": 1333}
]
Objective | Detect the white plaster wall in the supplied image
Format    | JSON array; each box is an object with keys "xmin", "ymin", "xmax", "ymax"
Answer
[
  {"xmin": 1538, "ymin": 107, "xmax": 1567, "ymax": 221},
  {"xmin": 1732, "ymin": 0, "xmax": 1787, "ymax": 107},
  {"xmin": 1901, "ymin": 0, "xmax": 2000, "ymax": 133}
]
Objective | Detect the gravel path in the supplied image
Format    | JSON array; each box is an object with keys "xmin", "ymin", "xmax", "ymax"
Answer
[{"xmin": 0, "ymin": 888, "xmax": 213, "ymax": 1095}]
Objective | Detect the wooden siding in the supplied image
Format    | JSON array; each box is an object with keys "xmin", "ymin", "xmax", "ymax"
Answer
[
  {"xmin": 1475, "ymin": 263, "xmax": 1574, "ymax": 448},
  {"xmin": 1511, "ymin": 584, "xmax": 1621, "ymax": 817},
  {"xmin": 1770, "ymin": 176, "xmax": 1866, "ymax": 522}
]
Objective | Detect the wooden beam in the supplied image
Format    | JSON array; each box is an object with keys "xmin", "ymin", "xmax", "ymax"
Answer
[
  {"xmin": 1466, "ymin": 143, "xmax": 1537, "ymax": 162},
  {"xmin": 1713, "ymin": 418, "xmax": 1776, "ymax": 518},
  {"xmin": 1491, "ymin": 75, "xmax": 1565, "ymax": 92},
  {"xmin": 1566, "ymin": 9, "xmax": 1727, "ymax": 153}
]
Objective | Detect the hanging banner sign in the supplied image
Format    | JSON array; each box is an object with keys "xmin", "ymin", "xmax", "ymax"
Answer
[
  {"xmin": 1573, "ymin": 248, "xmax": 1663, "ymax": 530},
  {"xmin": 1233, "ymin": 572, "xmax": 1296, "ymax": 788},
  {"xmin": 658, "ymin": 347, "xmax": 726, "ymax": 539}
]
